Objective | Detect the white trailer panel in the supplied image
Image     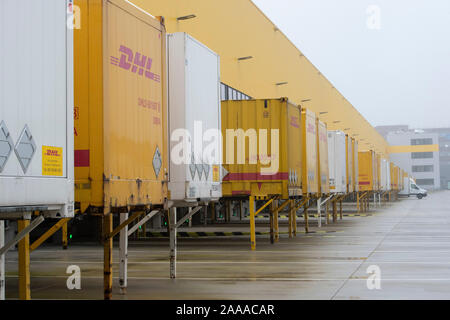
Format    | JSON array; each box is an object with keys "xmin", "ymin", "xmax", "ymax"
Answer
[
  {"xmin": 167, "ymin": 33, "xmax": 222, "ymax": 201},
  {"xmin": 0, "ymin": 0, "xmax": 74, "ymax": 217},
  {"xmin": 327, "ymin": 131, "xmax": 346, "ymax": 193}
]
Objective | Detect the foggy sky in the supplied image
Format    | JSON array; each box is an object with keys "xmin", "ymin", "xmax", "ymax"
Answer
[{"xmin": 252, "ymin": 0, "xmax": 450, "ymax": 129}]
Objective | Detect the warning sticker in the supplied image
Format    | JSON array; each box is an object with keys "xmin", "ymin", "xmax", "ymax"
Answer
[
  {"xmin": 212, "ymin": 165, "xmax": 220, "ymax": 182},
  {"xmin": 42, "ymin": 146, "xmax": 63, "ymax": 176}
]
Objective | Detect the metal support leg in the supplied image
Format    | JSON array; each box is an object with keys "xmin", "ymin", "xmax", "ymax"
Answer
[
  {"xmin": 288, "ymin": 200, "xmax": 293, "ymax": 238},
  {"xmin": 18, "ymin": 219, "xmax": 30, "ymax": 300},
  {"xmin": 212, "ymin": 203, "xmax": 216, "ymax": 223},
  {"xmin": 333, "ymin": 200, "xmax": 337, "ymax": 223},
  {"xmin": 226, "ymin": 201, "xmax": 231, "ymax": 222},
  {"xmin": 325, "ymin": 202, "xmax": 329, "ymax": 225},
  {"xmin": 357, "ymin": 192, "xmax": 360, "ymax": 213},
  {"xmin": 103, "ymin": 211, "xmax": 113, "ymax": 300},
  {"xmin": 304, "ymin": 201, "xmax": 309, "ymax": 233},
  {"xmin": 169, "ymin": 207, "xmax": 177, "ymax": 279},
  {"xmin": 62, "ymin": 220, "xmax": 68, "ymax": 250},
  {"xmin": 317, "ymin": 197, "xmax": 322, "ymax": 228},
  {"xmin": 273, "ymin": 200, "xmax": 279, "ymax": 242},
  {"xmin": 249, "ymin": 196, "xmax": 256, "ymax": 250},
  {"xmin": 239, "ymin": 201, "xmax": 244, "ymax": 221},
  {"xmin": 188, "ymin": 207, "xmax": 192, "ymax": 227},
  {"xmin": 269, "ymin": 203, "xmax": 274, "ymax": 244},
  {"xmin": 0, "ymin": 220, "xmax": 5, "ymax": 300},
  {"xmin": 340, "ymin": 200, "xmax": 343, "ymax": 220},
  {"xmin": 119, "ymin": 212, "xmax": 129, "ymax": 294},
  {"xmin": 293, "ymin": 202, "xmax": 297, "ymax": 237}
]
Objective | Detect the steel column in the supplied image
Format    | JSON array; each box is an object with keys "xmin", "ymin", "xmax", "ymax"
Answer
[
  {"xmin": 18, "ymin": 219, "xmax": 30, "ymax": 300},
  {"xmin": 340, "ymin": 200, "xmax": 343, "ymax": 219},
  {"xmin": 119, "ymin": 212, "xmax": 129, "ymax": 294}
]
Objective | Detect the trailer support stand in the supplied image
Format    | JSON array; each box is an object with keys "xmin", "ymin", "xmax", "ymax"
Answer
[
  {"xmin": 18, "ymin": 220, "xmax": 31, "ymax": 301},
  {"xmin": 0, "ymin": 221, "xmax": 5, "ymax": 300},
  {"xmin": 62, "ymin": 220, "xmax": 68, "ymax": 250},
  {"xmin": 288, "ymin": 200, "xmax": 294, "ymax": 238},
  {"xmin": 333, "ymin": 200, "xmax": 337, "ymax": 223},
  {"xmin": 249, "ymin": 196, "xmax": 256, "ymax": 250},
  {"xmin": 103, "ymin": 210, "xmax": 113, "ymax": 300},
  {"xmin": 119, "ymin": 212, "xmax": 129, "ymax": 294},
  {"xmin": 357, "ymin": 192, "xmax": 360, "ymax": 212},
  {"xmin": 169, "ymin": 207, "xmax": 177, "ymax": 279},
  {"xmin": 317, "ymin": 197, "xmax": 322, "ymax": 228},
  {"xmin": 269, "ymin": 203, "xmax": 274, "ymax": 244},
  {"xmin": 304, "ymin": 199, "xmax": 309, "ymax": 233},
  {"xmin": 273, "ymin": 200, "xmax": 279, "ymax": 242}
]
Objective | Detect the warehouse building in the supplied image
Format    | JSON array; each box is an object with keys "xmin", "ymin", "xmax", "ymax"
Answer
[{"xmin": 377, "ymin": 125, "xmax": 449, "ymax": 189}]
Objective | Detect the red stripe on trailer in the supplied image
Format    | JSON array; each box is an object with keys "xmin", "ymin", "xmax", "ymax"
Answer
[
  {"xmin": 75, "ymin": 150, "xmax": 90, "ymax": 167},
  {"xmin": 223, "ymin": 172, "xmax": 289, "ymax": 181}
]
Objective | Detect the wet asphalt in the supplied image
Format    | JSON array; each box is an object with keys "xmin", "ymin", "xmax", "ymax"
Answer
[{"xmin": 4, "ymin": 190, "xmax": 450, "ymax": 300}]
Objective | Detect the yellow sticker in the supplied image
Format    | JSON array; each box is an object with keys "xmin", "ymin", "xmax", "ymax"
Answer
[
  {"xmin": 212, "ymin": 165, "xmax": 220, "ymax": 182},
  {"xmin": 42, "ymin": 146, "xmax": 63, "ymax": 176}
]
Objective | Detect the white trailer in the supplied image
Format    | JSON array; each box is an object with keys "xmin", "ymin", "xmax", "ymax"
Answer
[
  {"xmin": 0, "ymin": 0, "xmax": 74, "ymax": 300},
  {"xmin": 380, "ymin": 158, "xmax": 388, "ymax": 191},
  {"xmin": 0, "ymin": 0, "xmax": 74, "ymax": 218},
  {"xmin": 327, "ymin": 131, "xmax": 347, "ymax": 194},
  {"xmin": 167, "ymin": 32, "xmax": 222, "ymax": 203}
]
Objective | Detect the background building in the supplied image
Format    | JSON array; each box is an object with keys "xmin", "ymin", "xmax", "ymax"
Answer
[{"xmin": 376, "ymin": 125, "xmax": 444, "ymax": 190}]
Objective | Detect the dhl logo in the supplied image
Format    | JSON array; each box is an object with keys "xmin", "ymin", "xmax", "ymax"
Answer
[
  {"xmin": 110, "ymin": 45, "xmax": 160, "ymax": 83},
  {"xmin": 290, "ymin": 116, "xmax": 299, "ymax": 128},
  {"xmin": 307, "ymin": 123, "xmax": 316, "ymax": 134}
]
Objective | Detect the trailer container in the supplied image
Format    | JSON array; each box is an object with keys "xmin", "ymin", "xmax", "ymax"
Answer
[
  {"xmin": 358, "ymin": 151, "xmax": 376, "ymax": 191},
  {"xmin": 302, "ymin": 109, "xmax": 318, "ymax": 195},
  {"xmin": 221, "ymin": 98, "xmax": 302, "ymax": 199},
  {"xmin": 327, "ymin": 131, "xmax": 346, "ymax": 193},
  {"xmin": 346, "ymin": 135, "xmax": 354, "ymax": 193},
  {"xmin": 317, "ymin": 120, "xmax": 329, "ymax": 194},
  {"xmin": 386, "ymin": 161, "xmax": 392, "ymax": 191},
  {"xmin": 353, "ymin": 138, "xmax": 359, "ymax": 192},
  {"xmin": 380, "ymin": 158, "xmax": 388, "ymax": 191},
  {"xmin": 167, "ymin": 32, "xmax": 221, "ymax": 202},
  {"xmin": 0, "ymin": 0, "xmax": 74, "ymax": 218},
  {"xmin": 390, "ymin": 163, "xmax": 399, "ymax": 190},
  {"xmin": 74, "ymin": 0, "xmax": 168, "ymax": 212},
  {"xmin": 376, "ymin": 154, "xmax": 382, "ymax": 191}
]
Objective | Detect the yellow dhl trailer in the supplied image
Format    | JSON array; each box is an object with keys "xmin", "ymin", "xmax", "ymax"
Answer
[
  {"xmin": 221, "ymin": 98, "xmax": 302, "ymax": 199},
  {"xmin": 316, "ymin": 119, "xmax": 329, "ymax": 195},
  {"xmin": 74, "ymin": 0, "xmax": 168, "ymax": 212},
  {"xmin": 346, "ymin": 135, "xmax": 354, "ymax": 193},
  {"xmin": 390, "ymin": 163, "xmax": 399, "ymax": 190},
  {"xmin": 358, "ymin": 151, "xmax": 376, "ymax": 191},
  {"xmin": 376, "ymin": 154, "xmax": 382, "ymax": 191},
  {"xmin": 74, "ymin": 0, "xmax": 168, "ymax": 299},
  {"xmin": 302, "ymin": 109, "xmax": 319, "ymax": 195}
]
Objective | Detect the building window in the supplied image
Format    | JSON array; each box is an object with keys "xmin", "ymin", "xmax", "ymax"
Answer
[
  {"xmin": 411, "ymin": 138, "xmax": 433, "ymax": 145},
  {"xmin": 416, "ymin": 178, "xmax": 434, "ymax": 186},
  {"xmin": 412, "ymin": 165, "xmax": 434, "ymax": 172},
  {"xmin": 411, "ymin": 152, "xmax": 433, "ymax": 159},
  {"xmin": 221, "ymin": 82, "xmax": 252, "ymax": 101}
]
